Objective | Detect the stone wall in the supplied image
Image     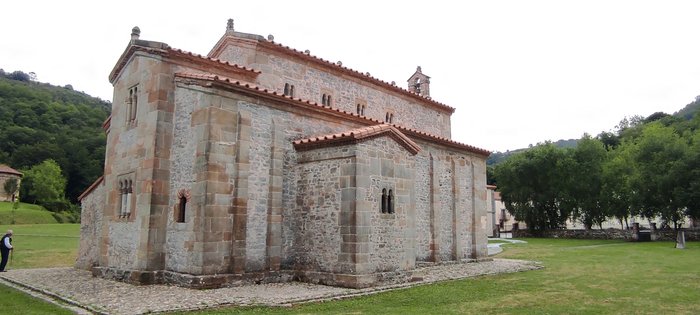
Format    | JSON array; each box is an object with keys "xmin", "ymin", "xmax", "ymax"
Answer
[
  {"xmin": 213, "ymin": 37, "xmax": 453, "ymax": 138},
  {"xmin": 76, "ymin": 182, "xmax": 104, "ymax": 270},
  {"xmin": 101, "ymin": 52, "xmax": 174, "ymax": 271},
  {"xmin": 164, "ymin": 87, "xmax": 198, "ymax": 274},
  {"xmin": 512, "ymin": 228, "xmax": 700, "ymax": 241},
  {"xmin": 360, "ymin": 137, "xmax": 416, "ymax": 273},
  {"xmin": 0, "ymin": 173, "xmax": 20, "ymax": 201},
  {"xmin": 294, "ymin": 147, "xmax": 345, "ymax": 273}
]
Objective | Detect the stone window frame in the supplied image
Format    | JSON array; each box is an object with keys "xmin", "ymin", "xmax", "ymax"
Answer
[
  {"xmin": 380, "ymin": 187, "xmax": 395, "ymax": 216},
  {"xmin": 116, "ymin": 173, "xmax": 136, "ymax": 220},
  {"xmin": 321, "ymin": 90, "xmax": 334, "ymax": 106},
  {"xmin": 174, "ymin": 189, "xmax": 191, "ymax": 223},
  {"xmin": 283, "ymin": 83, "xmax": 295, "ymax": 97},
  {"xmin": 125, "ymin": 84, "xmax": 139, "ymax": 128},
  {"xmin": 355, "ymin": 99, "xmax": 367, "ymax": 116},
  {"xmin": 385, "ymin": 111, "xmax": 394, "ymax": 123}
]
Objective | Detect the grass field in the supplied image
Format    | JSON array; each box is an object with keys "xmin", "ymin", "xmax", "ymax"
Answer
[
  {"xmin": 0, "ymin": 201, "xmax": 59, "ymax": 225},
  {"xmin": 0, "ymin": 226, "xmax": 697, "ymax": 314},
  {"xmin": 0, "ymin": 224, "xmax": 79, "ymax": 269},
  {"xmin": 0, "ymin": 223, "xmax": 80, "ymax": 314},
  {"xmin": 175, "ymin": 239, "xmax": 699, "ymax": 315}
]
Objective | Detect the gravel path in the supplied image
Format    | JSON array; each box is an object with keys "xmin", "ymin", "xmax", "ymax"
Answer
[{"xmin": 0, "ymin": 259, "xmax": 541, "ymax": 314}]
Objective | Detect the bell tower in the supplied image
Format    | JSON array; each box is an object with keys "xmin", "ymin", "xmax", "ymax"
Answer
[{"xmin": 407, "ymin": 66, "xmax": 430, "ymax": 97}]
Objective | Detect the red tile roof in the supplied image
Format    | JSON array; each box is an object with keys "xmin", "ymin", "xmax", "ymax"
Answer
[
  {"xmin": 258, "ymin": 40, "xmax": 456, "ymax": 113},
  {"xmin": 109, "ymin": 42, "xmax": 260, "ymax": 83},
  {"xmin": 293, "ymin": 125, "xmax": 422, "ymax": 155},
  {"xmin": 175, "ymin": 72, "xmax": 490, "ymax": 157},
  {"xmin": 0, "ymin": 164, "xmax": 22, "ymax": 176},
  {"xmin": 78, "ymin": 176, "xmax": 103, "ymax": 201}
]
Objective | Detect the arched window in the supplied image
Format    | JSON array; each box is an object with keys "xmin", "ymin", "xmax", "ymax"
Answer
[
  {"xmin": 389, "ymin": 113, "xmax": 394, "ymax": 123},
  {"xmin": 385, "ymin": 112, "xmax": 390, "ymax": 122},
  {"xmin": 322, "ymin": 94, "xmax": 327, "ymax": 105},
  {"xmin": 118, "ymin": 179, "xmax": 133, "ymax": 218},
  {"xmin": 284, "ymin": 83, "xmax": 290, "ymax": 96},
  {"xmin": 381, "ymin": 189, "xmax": 387, "ymax": 214},
  {"xmin": 388, "ymin": 189, "xmax": 394, "ymax": 214},
  {"xmin": 327, "ymin": 95, "xmax": 332, "ymax": 105},
  {"xmin": 357, "ymin": 104, "xmax": 361, "ymax": 115},
  {"xmin": 126, "ymin": 85, "xmax": 138, "ymax": 126},
  {"xmin": 177, "ymin": 195, "xmax": 187, "ymax": 223},
  {"xmin": 290, "ymin": 85, "xmax": 295, "ymax": 97},
  {"xmin": 361, "ymin": 105, "xmax": 365, "ymax": 116}
]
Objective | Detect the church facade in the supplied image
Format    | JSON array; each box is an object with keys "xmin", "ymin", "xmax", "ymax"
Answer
[{"xmin": 77, "ymin": 20, "xmax": 491, "ymax": 289}]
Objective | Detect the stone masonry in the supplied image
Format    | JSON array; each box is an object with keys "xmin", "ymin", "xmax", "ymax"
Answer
[{"xmin": 78, "ymin": 20, "xmax": 491, "ymax": 289}]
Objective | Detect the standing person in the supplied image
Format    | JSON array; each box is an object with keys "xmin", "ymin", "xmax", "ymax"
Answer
[{"xmin": 0, "ymin": 230, "xmax": 13, "ymax": 272}]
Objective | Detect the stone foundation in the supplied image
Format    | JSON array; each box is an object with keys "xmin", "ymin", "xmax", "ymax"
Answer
[{"xmin": 92, "ymin": 267, "xmax": 294, "ymax": 289}]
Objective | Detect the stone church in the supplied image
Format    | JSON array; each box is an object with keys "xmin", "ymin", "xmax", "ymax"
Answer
[{"xmin": 77, "ymin": 20, "xmax": 491, "ymax": 289}]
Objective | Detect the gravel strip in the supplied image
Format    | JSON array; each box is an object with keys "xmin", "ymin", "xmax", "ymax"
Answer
[{"xmin": 0, "ymin": 259, "xmax": 541, "ymax": 314}]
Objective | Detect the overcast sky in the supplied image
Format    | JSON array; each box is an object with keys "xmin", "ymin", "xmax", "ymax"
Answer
[{"xmin": 3, "ymin": 0, "xmax": 700, "ymax": 152}]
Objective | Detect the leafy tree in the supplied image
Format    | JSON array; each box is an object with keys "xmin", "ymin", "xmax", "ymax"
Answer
[
  {"xmin": 565, "ymin": 135, "xmax": 607, "ymax": 229},
  {"xmin": 678, "ymin": 129, "xmax": 700, "ymax": 223},
  {"xmin": 629, "ymin": 123, "xmax": 688, "ymax": 229},
  {"xmin": 20, "ymin": 159, "xmax": 68, "ymax": 211},
  {"xmin": 3, "ymin": 178, "xmax": 19, "ymax": 202},
  {"xmin": 600, "ymin": 142, "xmax": 635, "ymax": 229},
  {"xmin": 494, "ymin": 143, "xmax": 572, "ymax": 232},
  {"xmin": 0, "ymin": 76, "xmax": 109, "ymax": 202}
]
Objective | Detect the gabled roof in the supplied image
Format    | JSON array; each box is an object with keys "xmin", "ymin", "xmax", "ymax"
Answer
[
  {"xmin": 293, "ymin": 125, "xmax": 421, "ymax": 155},
  {"xmin": 209, "ymin": 34, "xmax": 455, "ymax": 113},
  {"xmin": 174, "ymin": 72, "xmax": 490, "ymax": 157},
  {"xmin": 78, "ymin": 176, "xmax": 103, "ymax": 201},
  {"xmin": 0, "ymin": 164, "xmax": 22, "ymax": 176},
  {"xmin": 109, "ymin": 41, "xmax": 260, "ymax": 84}
]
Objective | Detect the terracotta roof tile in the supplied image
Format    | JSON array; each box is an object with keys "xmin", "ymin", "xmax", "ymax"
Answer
[
  {"xmin": 174, "ymin": 72, "xmax": 490, "ymax": 157},
  {"xmin": 259, "ymin": 40, "xmax": 455, "ymax": 113},
  {"xmin": 109, "ymin": 43, "xmax": 260, "ymax": 83},
  {"xmin": 78, "ymin": 176, "xmax": 103, "ymax": 201},
  {"xmin": 293, "ymin": 125, "xmax": 421, "ymax": 154},
  {"xmin": 0, "ymin": 164, "xmax": 22, "ymax": 176},
  {"xmin": 168, "ymin": 48, "xmax": 260, "ymax": 74}
]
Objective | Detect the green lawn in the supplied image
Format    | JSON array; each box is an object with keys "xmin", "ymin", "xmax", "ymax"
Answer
[
  {"xmin": 0, "ymin": 225, "xmax": 697, "ymax": 314},
  {"xmin": 0, "ymin": 223, "xmax": 81, "ymax": 314},
  {"xmin": 176, "ymin": 239, "xmax": 699, "ymax": 315},
  {"xmin": 0, "ymin": 201, "xmax": 59, "ymax": 225},
  {"xmin": 0, "ymin": 224, "xmax": 79, "ymax": 269}
]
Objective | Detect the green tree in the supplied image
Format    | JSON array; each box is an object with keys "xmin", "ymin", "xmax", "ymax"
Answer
[
  {"xmin": 600, "ymin": 142, "xmax": 636, "ymax": 229},
  {"xmin": 20, "ymin": 159, "xmax": 68, "ymax": 210},
  {"xmin": 3, "ymin": 177, "xmax": 19, "ymax": 202},
  {"xmin": 565, "ymin": 135, "xmax": 607, "ymax": 229},
  {"xmin": 629, "ymin": 123, "xmax": 688, "ymax": 229},
  {"xmin": 494, "ymin": 143, "xmax": 572, "ymax": 232}
]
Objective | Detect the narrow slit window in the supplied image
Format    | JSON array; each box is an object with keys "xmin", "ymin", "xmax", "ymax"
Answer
[
  {"xmin": 388, "ymin": 189, "xmax": 394, "ymax": 214},
  {"xmin": 381, "ymin": 189, "xmax": 387, "ymax": 214},
  {"xmin": 177, "ymin": 196, "xmax": 187, "ymax": 223}
]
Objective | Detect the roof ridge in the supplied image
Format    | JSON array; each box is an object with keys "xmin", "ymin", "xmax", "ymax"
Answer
[
  {"xmin": 174, "ymin": 72, "xmax": 490, "ymax": 156},
  {"xmin": 293, "ymin": 125, "xmax": 421, "ymax": 155},
  {"xmin": 257, "ymin": 39, "xmax": 455, "ymax": 113}
]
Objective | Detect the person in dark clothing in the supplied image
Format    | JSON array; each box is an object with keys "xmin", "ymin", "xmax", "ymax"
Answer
[{"xmin": 0, "ymin": 230, "xmax": 13, "ymax": 272}]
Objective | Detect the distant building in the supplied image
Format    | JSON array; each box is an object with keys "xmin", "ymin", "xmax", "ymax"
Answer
[
  {"xmin": 77, "ymin": 20, "xmax": 492, "ymax": 289},
  {"xmin": 0, "ymin": 164, "xmax": 22, "ymax": 202},
  {"xmin": 486, "ymin": 185, "xmax": 525, "ymax": 237}
]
